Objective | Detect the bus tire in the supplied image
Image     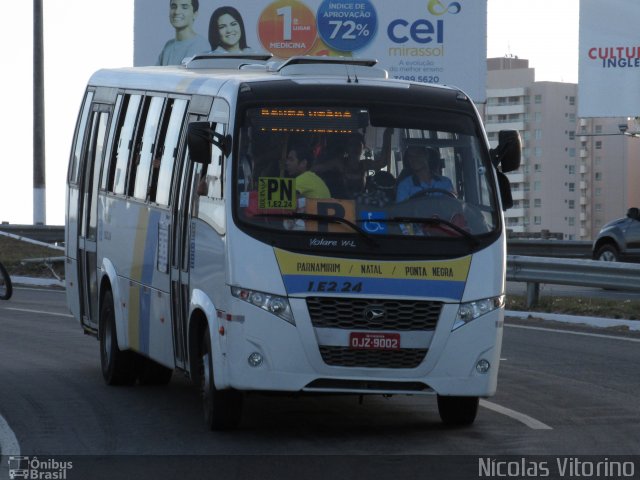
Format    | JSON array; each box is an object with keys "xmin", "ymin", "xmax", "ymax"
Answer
[
  {"xmin": 0, "ymin": 262, "xmax": 12, "ymax": 300},
  {"xmin": 200, "ymin": 330, "xmax": 242, "ymax": 430},
  {"xmin": 100, "ymin": 290, "xmax": 137, "ymax": 386},
  {"xmin": 137, "ymin": 357, "xmax": 173, "ymax": 385},
  {"xmin": 437, "ymin": 395, "xmax": 479, "ymax": 426}
]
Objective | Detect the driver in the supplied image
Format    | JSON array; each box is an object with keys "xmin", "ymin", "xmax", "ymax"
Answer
[{"xmin": 395, "ymin": 146, "xmax": 455, "ymax": 202}]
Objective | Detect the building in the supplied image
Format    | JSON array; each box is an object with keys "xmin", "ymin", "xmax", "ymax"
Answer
[{"xmin": 484, "ymin": 57, "xmax": 640, "ymax": 240}]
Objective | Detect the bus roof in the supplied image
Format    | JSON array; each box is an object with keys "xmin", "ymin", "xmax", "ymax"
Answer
[{"xmin": 87, "ymin": 55, "xmax": 463, "ymax": 99}]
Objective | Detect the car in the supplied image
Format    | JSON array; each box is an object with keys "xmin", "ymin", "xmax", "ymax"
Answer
[{"xmin": 592, "ymin": 207, "xmax": 640, "ymax": 262}]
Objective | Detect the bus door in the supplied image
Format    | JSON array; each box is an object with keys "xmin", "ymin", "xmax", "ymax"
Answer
[
  {"xmin": 77, "ymin": 105, "xmax": 111, "ymax": 331},
  {"xmin": 170, "ymin": 111, "xmax": 207, "ymax": 369}
]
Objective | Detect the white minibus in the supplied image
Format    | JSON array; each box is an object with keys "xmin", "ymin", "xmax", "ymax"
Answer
[{"xmin": 66, "ymin": 54, "xmax": 520, "ymax": 430}]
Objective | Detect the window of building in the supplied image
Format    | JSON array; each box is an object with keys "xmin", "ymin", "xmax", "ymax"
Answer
[
  {"xmin": 534, "ymin": 164, "xmax": 542, "ymax": 173},
  {"xmin": 568, "ymin": 182, "xmax": 575, "ymax": 192},
  {"xmin": 595, "ymin": 172, "xmax": 603, "ymax": 181},
  {"xmin": 568, "ymin": 217, "xmax": 575, "ymax": 226},
  {"xmin": 569, "ymin": 131, "xmax": 575, "ymax": 140},
  {"xmin": 533, "ymin": 181, "xmax": 541, "ymax": 191},
  {"xmin": 534, "ymin": 198, "xmax": 542, "ymax": 208},
  {"xmin": 595, "ymin": 187, "xmax": 601, "ymax": 197},
  {"xmin": 535, "ymin": 129, "xmax": 542, "ymax": 140},
  {"xmin": 569, "ymin": 96, "xmax": 575, "ymax": 106},
  {"xmin": 595, "ymin": 203, "xmax": 602, "ymax": 212},
  {"xmin": 595, "ymin": 125, "xmax": 603, "ymax": 134},
  {"xmin": 568, "ymin": 200, "xmax": 575, "ymax": 209},
  {"xmin": 534, "ymin": 95, "xmax": 542, "ymax": 104},
  {"xmin": 534, "ymin": 216, "xmax": 542, "ymax": 225},
  {"xmin": 568, "ymin": 165, "xmax": 575, "ymax": 174},
  {"xmin": 569, "ymin": 148, "xmax": 576, "ymax": 157},
  {"xmin": 595, "ymin": 140, "xmax": 602, "ymax": 150},
  {"xmin": 534, "ymin": 147, "xmax": 542, "ymax": 157}
]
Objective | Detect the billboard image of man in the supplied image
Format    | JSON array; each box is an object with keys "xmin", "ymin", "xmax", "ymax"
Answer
[{"xmin": 157, "ymin": 0, "xmax": 210, "ymax": 66}]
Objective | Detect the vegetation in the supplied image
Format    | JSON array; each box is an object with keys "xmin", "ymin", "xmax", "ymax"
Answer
[
  {"xmin": 0, "ymin": 234, "xmax": 64, "ymax": 279},
  {"xmin": 506, "ymin": 295, "xmax": 640, "ymax": 320}
]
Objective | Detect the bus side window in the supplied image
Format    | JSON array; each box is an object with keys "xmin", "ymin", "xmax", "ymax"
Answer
[
  {"xmin": 151, "ymin": 98, "xmax": 188, "ymax": 206},
  {"xmin": 204, "ymin": 122, "xmax": 225, "ymax": 199},
  {"xmin": 100, "ymin": 95, "xmax": 123, "ymax": 192},
  {"xmin": 109, "ymin": 94, "xmax": 142, "ymax": 195},
  {"xmin": 131, "ymin": 96, "xmax": 165, "ymax": 200},
  {"xmin": 68, "ymin": 91, "xmax": 94, "ymax": 185},
  {"xmin": 195, "ymin": 123, "xmax": 226, "ymax": 233}
]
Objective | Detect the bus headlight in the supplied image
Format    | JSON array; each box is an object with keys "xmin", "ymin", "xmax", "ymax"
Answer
[
  {"xmin": 453, "ymin": 295, "xmax": 504, "ymax": 331},
  {"xmin": 231, "ymin": 287, "xmax": 294, "ymax": 325}
]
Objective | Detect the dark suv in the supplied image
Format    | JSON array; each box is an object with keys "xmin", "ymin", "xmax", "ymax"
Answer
[{"xmin": 592, "ymin": 207, "xmax": 640, "ymax": 262}]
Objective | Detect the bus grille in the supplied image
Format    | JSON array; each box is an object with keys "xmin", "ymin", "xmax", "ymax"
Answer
[
  {"xmin": 318, "ymin": 346, "xmax": 428, "ymax": 369},
  {"xmin": 306, "ymin": 297, "xmax": 442, "ymax": 331}
]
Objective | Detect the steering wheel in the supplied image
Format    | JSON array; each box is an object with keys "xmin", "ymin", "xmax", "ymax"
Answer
[{"xmin": 405, "ymin": 188, "xmax": 458, "ymax": 201}]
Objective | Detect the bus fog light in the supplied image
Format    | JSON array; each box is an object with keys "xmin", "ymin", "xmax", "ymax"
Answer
[
  {"xmin": 476, "ymin": 359, "xmax": 490, "ymax": 374},
  {"xmin": 248, "ymin": 352, "xmax": 263, "ymax": 367}
]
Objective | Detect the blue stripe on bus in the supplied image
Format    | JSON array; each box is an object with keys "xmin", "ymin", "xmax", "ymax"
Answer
[
  {"xmin": 140, "ymin": 209, "xmax": 160, "ymax": 354},
  {"xmin": 282, "ymin": 275, "xmax": 466, "ymax": 300}
]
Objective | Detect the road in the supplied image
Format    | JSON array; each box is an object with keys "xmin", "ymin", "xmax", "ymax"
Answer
[{"xmin": 1, "ymin": 287, "xmax": 639, "ymax": 478}]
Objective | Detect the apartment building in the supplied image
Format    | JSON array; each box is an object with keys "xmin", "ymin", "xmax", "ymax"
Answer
[{"xmin": 484, "ymin": 57, "xmax": 639, "ymax": 240}]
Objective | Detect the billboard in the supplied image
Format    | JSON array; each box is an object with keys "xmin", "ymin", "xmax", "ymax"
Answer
[
  {"xmin": 578, "ymin": 0, "xmax": 640, "ymax": 117},
  {"xmin": 134, "ymin": 0, "xmax": 487, "ymax": 102}
]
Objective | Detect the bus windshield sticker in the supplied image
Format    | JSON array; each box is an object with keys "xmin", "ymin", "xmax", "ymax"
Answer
[{"xmin": 258, "ymin": 177, "xmax": 296, "ymax": 210}]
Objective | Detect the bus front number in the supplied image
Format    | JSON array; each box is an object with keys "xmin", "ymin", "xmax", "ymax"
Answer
[{"xmin": 307, "ymin": 281, "xmax": 363, "ymax": 293}]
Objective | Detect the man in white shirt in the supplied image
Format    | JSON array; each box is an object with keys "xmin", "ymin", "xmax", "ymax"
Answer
[{"xmin": 157, "ymin": 0, "xmax": 210, "ymax": 66}]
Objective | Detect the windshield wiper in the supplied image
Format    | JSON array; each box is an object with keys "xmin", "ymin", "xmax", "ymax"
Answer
[
  {"xmin": 255, "ymin": 212, "xmax": 379, "ymax": 246},
  {"xmin": 388, "ymin": 216, "xmax": 479, "ymax": 246}
]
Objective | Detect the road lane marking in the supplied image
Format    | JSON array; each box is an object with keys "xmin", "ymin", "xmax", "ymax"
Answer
[
  {"xmin": 0, "ymin": 307, "xmax": 73, "ymax": 318},
  {"xmin": 480, "ymin": 400, "xmax": 553, "ymax": 430},
  {"xmin": 506, "ymin": 323, "xmax": 640, "ymax": 343}
]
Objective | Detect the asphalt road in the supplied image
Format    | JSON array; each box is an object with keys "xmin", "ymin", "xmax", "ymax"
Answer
[{"xmin": 1, "ymin": 287, "xmax": 639, "ymax": 478}]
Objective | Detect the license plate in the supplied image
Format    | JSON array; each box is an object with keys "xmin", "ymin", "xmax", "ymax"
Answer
[{"xmin": 349, "ymin": 332, "xmax": 400, "ymax": 350}]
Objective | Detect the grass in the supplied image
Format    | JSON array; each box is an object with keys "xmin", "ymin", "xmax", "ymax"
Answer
[
  {"xmin": 506, "ymin": 295, "xmax": 640, "ymax": 320},
  {"xmin": 0, "ymin": 234, "xmax": 64, "ymax": 278},
  {"xmin": 1, "ymin": 234, "xmax": 637, "ymax": 320}
]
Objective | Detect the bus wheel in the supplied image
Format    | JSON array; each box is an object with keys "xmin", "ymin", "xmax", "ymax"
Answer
[
  {"xmin": 100, "ymin": 290, "xmax": 137, "ymax": 386},
  {"xmin": 437, "ymin": 395, "xmax": 479, "ymax": 426},
  {"xmin": 138, "ymin": 357, "xmax": 173, "ymax": 385},
  {"xmin": 200, "ymin": 330, "xmax": 242, "ymax": 430}
]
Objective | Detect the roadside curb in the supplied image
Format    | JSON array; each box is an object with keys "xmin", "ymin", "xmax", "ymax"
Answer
[{"xmin": 506, "ymin": 310, "xmax": 640, "ymax": 332}]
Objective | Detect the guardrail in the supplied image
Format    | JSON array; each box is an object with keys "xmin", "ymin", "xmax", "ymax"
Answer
[{"xmin": 507, "ymin": 255, "xmax": 640, "ymax": 307}]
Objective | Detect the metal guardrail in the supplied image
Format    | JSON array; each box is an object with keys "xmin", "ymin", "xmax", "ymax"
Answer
[
  {"xmin": 0, "ymin": 225, "xmax": 65, "ymax": 244},
  {"xmin": 506, "ymin": 239, "xmax": 592, "ymax": 259},
  {"xmin": 507, "ymin": 255, "xmax": 640, "ymax": 307}
]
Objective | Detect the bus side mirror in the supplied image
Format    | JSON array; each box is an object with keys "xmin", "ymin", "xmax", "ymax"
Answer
[
  {"xmin": 490, "ymin": 130, "xmax": 521, "ymax": 173},
  {"xmin": 496, "ymin": 171, "xmax": 513, "ymax": 211},
  {"xmin": 187, "ymin": 122, "xmax": 232, "ymax": 164}
]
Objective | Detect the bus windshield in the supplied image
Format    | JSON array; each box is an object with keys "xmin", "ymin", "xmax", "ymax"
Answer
[{"xmin": 235, "ymin": 105, "xmax": 498, "ymax": 242}]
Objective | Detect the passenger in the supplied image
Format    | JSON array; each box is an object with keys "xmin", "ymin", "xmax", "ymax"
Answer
[
  {"xmin": 312, "ymin": 128, "xmax": 393, "ymax": 198},
  {"xmin": 395, "ymin": 146, "xmax": 455, "ymax": 202},
  {"xmin": 285, "ymin": 143, "xmax": 330, "ymax": 199}
]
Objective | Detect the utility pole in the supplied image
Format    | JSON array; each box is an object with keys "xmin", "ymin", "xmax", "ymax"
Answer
[{"xmin": 33, "ymin": 0, "xmax": 46, "ymax": 225}]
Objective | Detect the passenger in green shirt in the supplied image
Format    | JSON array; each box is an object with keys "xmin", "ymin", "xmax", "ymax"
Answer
[{"xmin": 285, "ymin": 144, "xmax": 331, "ymax": 199}]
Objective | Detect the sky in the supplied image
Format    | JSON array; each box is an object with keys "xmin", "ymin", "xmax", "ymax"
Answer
[{"xmin": 0, "ymin": 0, "xmax": 579, "ymax": 226}]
